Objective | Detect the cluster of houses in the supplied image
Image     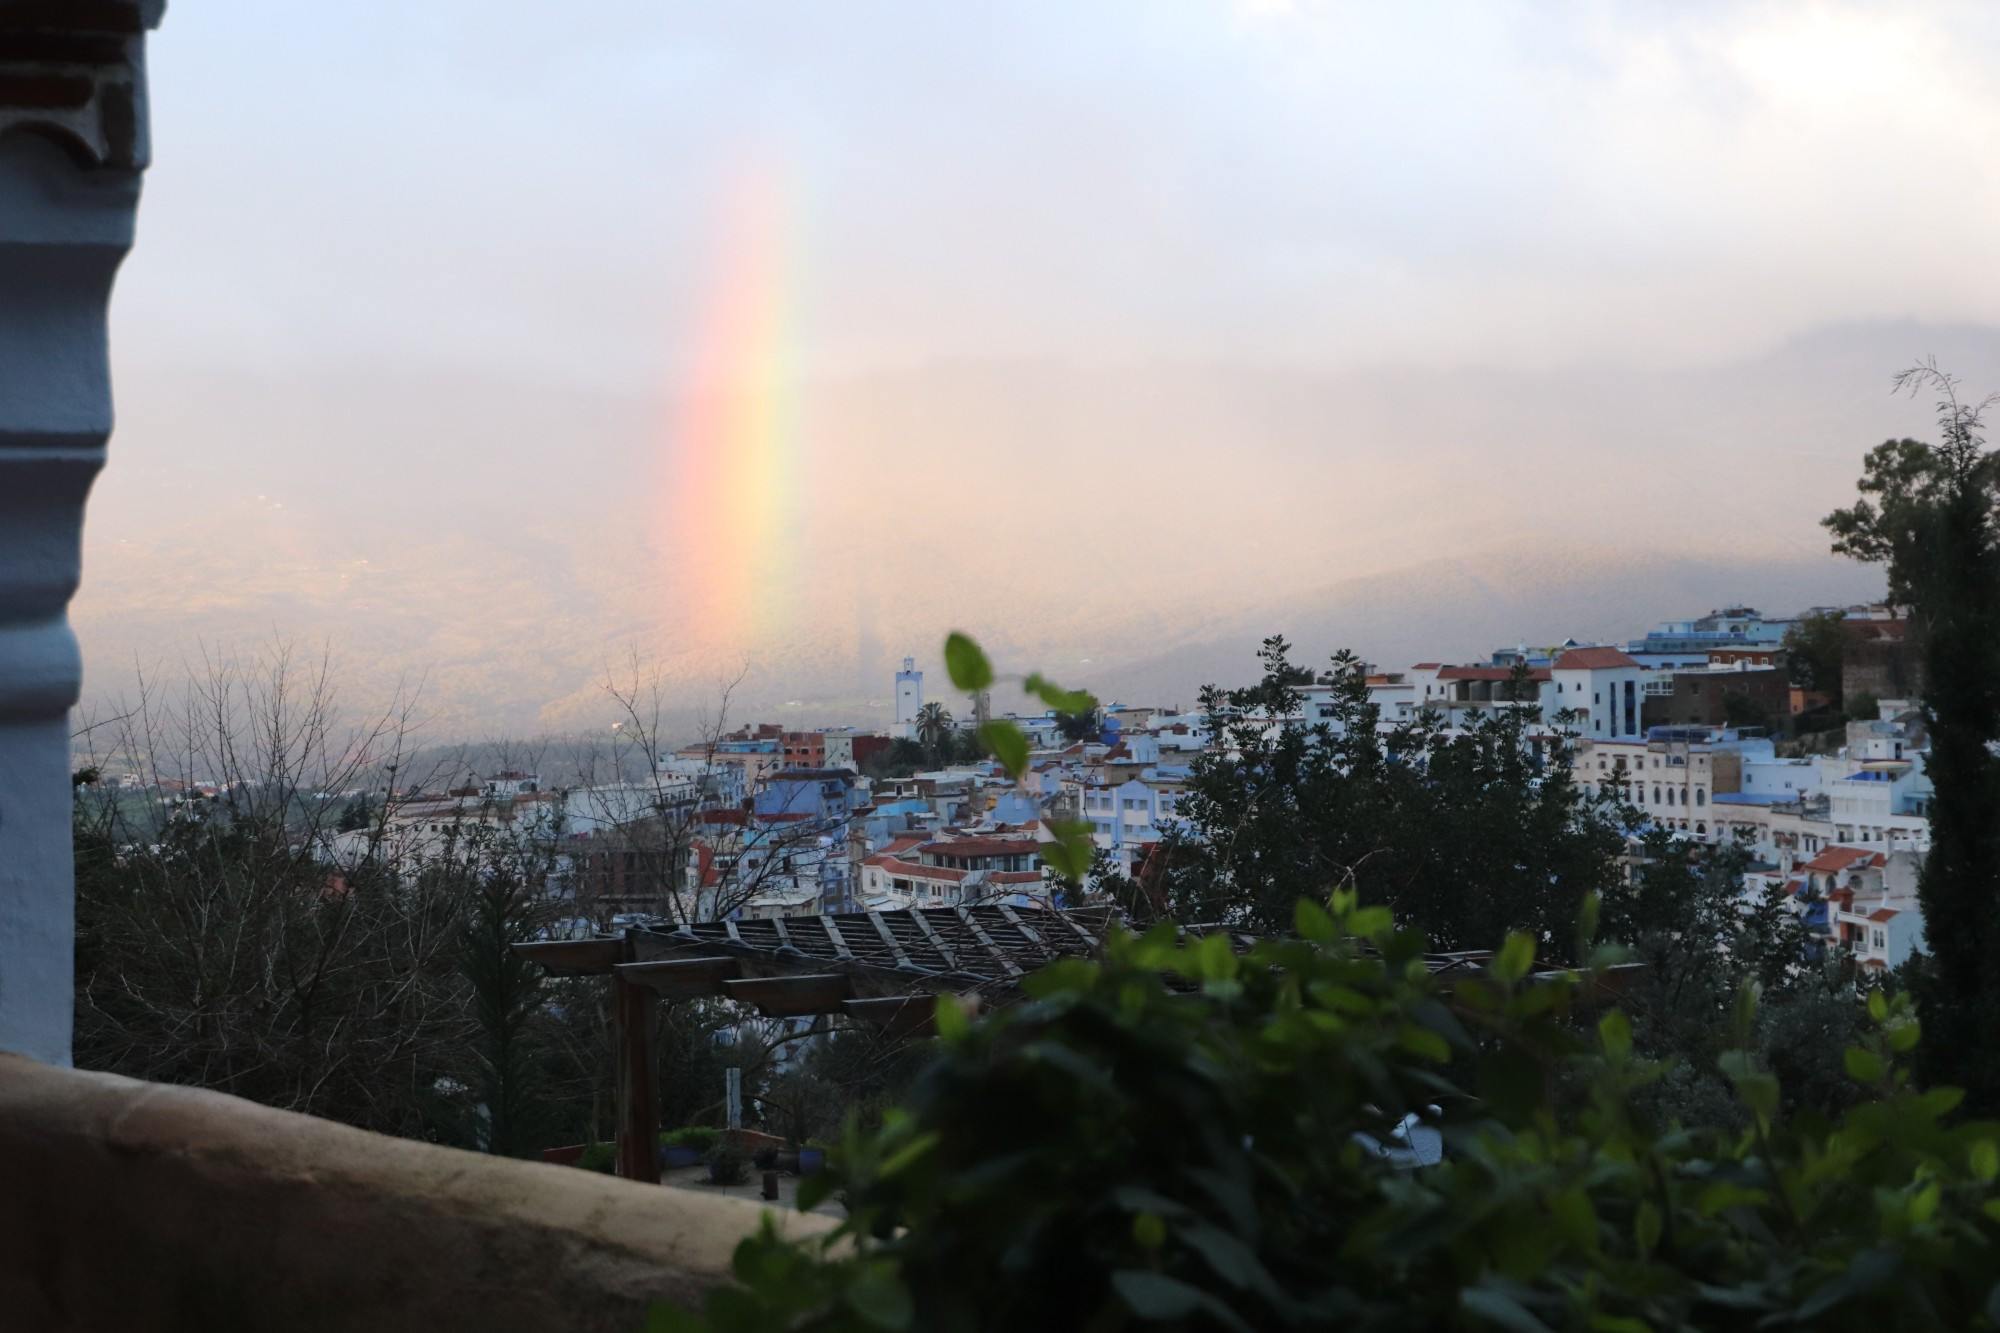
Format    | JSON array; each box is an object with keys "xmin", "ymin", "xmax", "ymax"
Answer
[{"xmin": 311, "ymin": 603, "xmax": 1931, "ymax": 973}]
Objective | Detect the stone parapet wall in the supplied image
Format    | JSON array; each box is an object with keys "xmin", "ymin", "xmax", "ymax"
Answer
[{"xmin": 0, "ymin": 1055, "xmax": 826, "ymax": 1332}]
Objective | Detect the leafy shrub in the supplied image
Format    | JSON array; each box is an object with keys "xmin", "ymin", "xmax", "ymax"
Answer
[
  {"xmin": 662, "ymin": 1126, "xmax": 722, "ymax": 1152},
  {"xmin": 575, "ymin": 1141, "xmax": 616, "ymax": 1175},
  {"xmin": 705, "ymin": 1137, "xmax": 751, "ymax": 1187},
  {"xmin": 656, "ymin": 895, "xmax": 2000, "ymax": 1332}
]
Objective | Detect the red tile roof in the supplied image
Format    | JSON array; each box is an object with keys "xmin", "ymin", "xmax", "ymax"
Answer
[
  {"xmin": 923, "ymin": 837, "xmax": 1040, "ymax": 858},
  {"xmin": 1803, "ymin": 846, "xmax": 1883, "ymax": 874},
  {"xmin": 1554, "ymin": 647, "xmax": 1641, "ymax": 670},
  {"xmin": 1437, "ymin": 666, "xmax": 1552, "ymax": 682},
  {"xmin": 1867, "ymin": 907, "xmax": 1901, "ymax": 923}
]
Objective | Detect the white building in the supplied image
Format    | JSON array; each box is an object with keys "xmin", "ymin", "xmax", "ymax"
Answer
[
  {"xmin": 1546, "ymin": 648, "xmax": 1645, "ymax": 740},
  {"xmin": 892, "ymin": 657, "xmax": 924, "ymax": 740}
]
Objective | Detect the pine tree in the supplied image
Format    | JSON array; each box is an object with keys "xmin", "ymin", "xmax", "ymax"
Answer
[{"xmin": 1825, "ymin": 362, "xmax": 2000, "ymax": 1107}]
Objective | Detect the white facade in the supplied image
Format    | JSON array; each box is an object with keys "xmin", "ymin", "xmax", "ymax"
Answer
[
  {"xmin": 893, "ymin": 657, "xmax": 923, "ymax": 740},
  {"xmin": 1545, "ymin": 650, "xmax": 1645, "ymax": 740}
]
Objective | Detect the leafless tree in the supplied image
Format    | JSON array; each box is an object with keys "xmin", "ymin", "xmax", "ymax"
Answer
[
  {"xmin": 69, "ymin": 643, "xmax": 508, "ymax": 1138},
  {"xmin": 560, "ymin": 650, "xmax": 856, "ymax": 926}
]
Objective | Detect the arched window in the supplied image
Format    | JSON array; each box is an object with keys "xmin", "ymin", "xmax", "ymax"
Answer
[
  {"xmin": 1696, "ymin": 822, "xmax": 1707, "ymax": 836},
  {"xmin": 1696, "ymin": 790, "xmax": 1706, "ymax": 807},
  {"xmin": 1653, "ymin": 786, "xmax": 1662, "ymax": 804}
]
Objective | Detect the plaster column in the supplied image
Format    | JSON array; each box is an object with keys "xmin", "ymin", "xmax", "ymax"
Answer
[{"xmin": 0, "ymin": 1, "xmax": 163, "ymax": 1065}]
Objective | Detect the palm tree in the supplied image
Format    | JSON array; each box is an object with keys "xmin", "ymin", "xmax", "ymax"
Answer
[{"xmin": 914, "ymin": 702, "xmax": 954, "ymax": 763}]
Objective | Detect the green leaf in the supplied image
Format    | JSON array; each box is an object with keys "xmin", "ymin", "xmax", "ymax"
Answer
[
  {"xmin": 1697, "ymin": 1182, "xmax": 1769, "ymax": 1216},
  {"xmin": 1492, "ymin": 932, "xmax": 1535, "ymax": 984},
  {"xmin": 1460, "ymin": 1284, "xmax": 1554, "ymax": 1333},
  {"xmin": 1971, "ymin": 1138, "xmax": 1998, "ymax": 1182},
  {"xmin": 844, "ymin": 1266, "xmax": 914, "ymax": 1330},
  {"xmin": 1040, "ymin": 820, "xmax": 1096, "ymax": 880},
  {"xmin": 943, "ymin": 631, "xmax": 994, "ymax": 692},
  {"xmin": 1576, "ymin": 891, "xmax": 1601, "ymax": 948},
  {"xmin": 1634, "ymin": 1201, "xmax": 1661, "ymax": 1258},
  {"xmin": 1132, "ymin": 1211, "xmax": 1167, "ymax": 1249},
  {"xmin": 644, "ymin": 1302, "xmax": 707, "ymax": 1333},
  {"xmin": 1347, "ymin": 906, "xmax": 1394, "ymax": 938},
  {"xmin": 1867, "ymin": 988, "xmax": 1889, "ymax": 1022},
  {"xmin": 1718, "ymin": 1049, "xmax": 1779, "ymax": 1121},
  {"xmin": 934, "ymin": 992, "xmax": 970, "ymax": 1043},
  {"xmin": 1888, "ymin": 1021, "xmax": 1920, "ymax": 1053},
  {"xmin": 1598, "ymin": 1009, "xmax": 1632, "ymax": 1063},
  {"xmin": 1294, "ymin": 897, "xmax": 1338, "ymax": 944},
  {"xmin": 876, "ymin": 1131, "xmax": 941, "ymax": 1180},
  {"xmin": 1793, "ymin": 1246, "xmax": 1899, "ymax": 1321},
  {"xmin": 1398, "ymin": 1022, "xmax": 1451, "ymax": 1062},
  {"xmin": 978, "ymin": 719, "xmax": 1029, "ymax": 778},
  {"xmin": 1024, "ymin": 672, "xmax": 1098, "ymax": 716},
  {"xmin": 1733, "ymin": 979, "xmax": 1762, "ymax": 1042},
  {"xmin": 1111, "ymin": 1272, "xmax": 1253, "ymax": 1333},
  {"xmin": 1844, "ymin": 1046, "xmax": 1885, "ymax": 1084}
]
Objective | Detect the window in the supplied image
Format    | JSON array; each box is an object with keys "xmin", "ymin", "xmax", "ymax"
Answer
[{"xmin": 1696, "ymin": 790, "xmax": 1705, "ymax": 806}]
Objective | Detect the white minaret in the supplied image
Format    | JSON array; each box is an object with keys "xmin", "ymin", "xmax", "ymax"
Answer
[{"xmin": 894, "ymin": 657, "xmax": 923, "ymax": 738}]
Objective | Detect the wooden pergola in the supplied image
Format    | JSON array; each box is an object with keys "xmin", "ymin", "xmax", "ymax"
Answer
[
  {"xmin": 518, "ymin": 905, "xmax": 1644, "ymax": 1182},
  {"xmin": 516, "ymin": 904, "xmax": 1116, "ymax": 1180}
]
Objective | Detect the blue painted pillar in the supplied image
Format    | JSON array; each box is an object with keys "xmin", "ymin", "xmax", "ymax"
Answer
[{"xmin": 0, "ymin": 2, "xmax": 163, "ymax": 1065}]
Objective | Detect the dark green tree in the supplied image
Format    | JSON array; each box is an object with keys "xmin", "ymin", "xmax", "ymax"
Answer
[
  {"xmin": 1055, "ymin": 708, "xmax": 1102, "ymax": 743},
  {"xmin": 1825, "ymin": 362, "xmax": 2000, "ymax": 1109},
  {"xmin": 335, "ymin": 794, "xmax": 374, "ymax": 832},
  {"xmin": 1148, "ymin": 636, "xmax": 1626, "ymax": 957},
  {"xmin": 1782, "ymin": 609, "xmax": 1855, "ymax": 703},
  {"xmin": 455, "ymin": 851, "xmax": 554, "ymax": 1156}
]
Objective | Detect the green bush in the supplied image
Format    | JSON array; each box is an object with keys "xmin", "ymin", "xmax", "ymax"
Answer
[
  {"xmin": 655, "ymin": 895, "xmax": 2000, "ymax": 1332},
  {"xmin": 705, "ymin": 1137, "xmax": 751, "ymax": 1187},
  {"xmin": 662, "ymin": 1126, "xmax": 722, "ymax": 1151},
  {"xmin": 575, "ymin": 1141, "xmax": 616, "ymax": 1175}
]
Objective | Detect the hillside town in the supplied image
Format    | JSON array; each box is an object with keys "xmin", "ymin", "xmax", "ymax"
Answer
[{"xmin": 228, "ymin": 603, "xmax": 1929, "ymax": 977}]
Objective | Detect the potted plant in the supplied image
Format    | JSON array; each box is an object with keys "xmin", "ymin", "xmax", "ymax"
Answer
[
  {"xmin": 658, "ymin": 1126, "xmax": 719, "ymax": 1171},
  {"xmin": 704, "ymin": 1136, "xmax": 750, "ymax": 1186}
]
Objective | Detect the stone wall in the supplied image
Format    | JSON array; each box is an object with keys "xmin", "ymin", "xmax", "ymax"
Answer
[{"xmin": 0, "ymin": 1055, "xmax": 829, "ymax": 1332}]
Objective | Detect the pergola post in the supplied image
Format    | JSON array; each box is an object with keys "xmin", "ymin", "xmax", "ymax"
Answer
[{"xmin": 611, "ymin": 968, "xmax": 660, "ymax": 1184}]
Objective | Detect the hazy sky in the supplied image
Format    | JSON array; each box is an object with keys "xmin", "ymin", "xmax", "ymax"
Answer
[{"xmin": 80, "ymin": 1, "xmax": 2000, "ymax": 732}]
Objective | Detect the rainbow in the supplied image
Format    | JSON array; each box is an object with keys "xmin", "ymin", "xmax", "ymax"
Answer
[{"xmin": 666, "ymin": 166, "xmax": 799, "ymax": 653}]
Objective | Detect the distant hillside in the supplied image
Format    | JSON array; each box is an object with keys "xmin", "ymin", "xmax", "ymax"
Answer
[{"xmin": 1083, "ymin": 541, "xmax": 1885, "ymax": 706}]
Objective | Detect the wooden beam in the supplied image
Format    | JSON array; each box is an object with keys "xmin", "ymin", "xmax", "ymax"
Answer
[
  {"xmin": 953, "ymin": 906, "xmax": 1024, "ymax": 978},
  {"xmin": 513, "ymin": 937, "xmax": 629, "ymax": 976},
  {"xmin": 721, "ymin": 973, "xmax": 854, "ymax": 1017},
  {"xmin": 611, "ymin": 973, "xmax": 660, "ymax": 1184},
  {"xmin": 820, "ymin": 914, "xmax": 856, "ymax": 962},
  {"xmin": 867, "ymin": 912, "xmax": 914, "ymax": 970},
  {"xmin": 908, "ymin": 910, "xmax": 962, "ymax": 972},
  {"xmin": 842, "ymin": 995, "xmax": 938, "ymax": 1038},
  {"xmin": 613, "ymin": 956, "xmax": 742, "ymax": 998}
]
